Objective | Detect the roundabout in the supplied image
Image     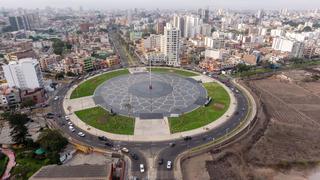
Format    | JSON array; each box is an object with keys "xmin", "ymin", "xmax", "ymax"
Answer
[
  {"xmin": 93, "ymin": 73, "xmax": 207, "ymax": 118},
  {"xmin": 51, "ymin": 66, "xmax": 256, "ymax": 179},
  {"xmin": 63, "ymin": 67, "xmax": 238, "ymax": 141}
]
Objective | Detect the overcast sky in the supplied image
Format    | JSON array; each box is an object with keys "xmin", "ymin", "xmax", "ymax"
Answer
[{"xmin": 0, "ymin": 0, "xmax": 319, "ymax": 10}]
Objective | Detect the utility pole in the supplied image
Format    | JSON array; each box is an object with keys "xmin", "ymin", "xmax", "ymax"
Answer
[{"xmin": 149, "ymin": 59, "xmax": 152, "ymax": 89}]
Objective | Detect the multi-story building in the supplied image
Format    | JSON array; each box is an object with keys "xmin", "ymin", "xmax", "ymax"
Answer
[
  {"xmin": 272, "ymin": 37, "xmax": 305, "ymax": 58},
  {"xmin": 143, "ymin": 34, "xmax": 162, "ymax": 50},
  {"xmin": 204, "ymin": 37, "xmax": 225, "ymax": 49},
  {"xmin": 2, "ymin": 58, "xmax": 44, "ymax": 90},
  {"xmin": 161, "ymin": 23, "xmax": 180, "ymax": 67}
]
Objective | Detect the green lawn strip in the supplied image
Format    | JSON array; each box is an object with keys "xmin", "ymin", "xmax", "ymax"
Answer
[
  {"xmin": 151, "ymin": 67, "xmax": 198, "ymax": 77},
  {"xmin": 169, "ymin": 82, "xmax": 230, "ymax": 133},
  {"xmin": 0, "ymin": 155, "xmax": 9, "ymax": 177},
  {"xmin": 70, "ymin": 69, "xmax": 129, "ymax": 99},
  {"xmin": 12, "ymin": 148, "xmax": 50, "ymax": 179},
  {"xmin": 75, "ymin": 106, "xmax": 135, "ymax": 135}
]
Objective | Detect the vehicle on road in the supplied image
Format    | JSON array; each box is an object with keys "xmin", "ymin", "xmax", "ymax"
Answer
[
  {"xmin": 169, "ymin": 143, "xmax": 175, "ymax": 147},
  {"xmin": 167, "ymin": 161, "xmax": 172, "ymax": 169},
  {"xmin": 121, "ymin": 147, "xmax": 129, "ymax": 153},
  {"xmin": 140, "ymin": 164, "xmax": 145, "ymax": 173},
  {"xmin": 130, "ymin": 152, "xmax": 138, "ymax": 160},
  {"xmin": 54, "ymin": 96, "xmax": 59, "ymax": 101},
  {"xmin": 68, "ymin": 126, "xmax": 75, "ymax": 132},
  {"xmin": 77, "ymin": 132, "xmax": 85, "ymax": 137},
  {"xmin": 67, "ymin": 122, "xmax": 73, "ymax": 126},
  {"xmin": 98, "ymin": 136, "xmax": 108, "ymax": 141},
  {"xmin": 183, "ymin": 136, "xmax": 192, "ymax": 141},
  {"xmin": 65, "ymin": 116, "xmax": 70, "ymax": 120},
  {"xmin": 105, "ymin": 142, "xmax": 114, "ymax": 147},
  {"xmin": 158, "ymin": 158, "xmax": 163, "ymax": 165}
]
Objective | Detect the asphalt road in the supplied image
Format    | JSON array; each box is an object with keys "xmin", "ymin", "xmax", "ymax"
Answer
[
  {"xmin": 48, "ymin": 71, "xmax": 248, "ymax": 180},
  {"xmin": 47, "ymin": 28, "xmax": 250, "ymax": 179}
]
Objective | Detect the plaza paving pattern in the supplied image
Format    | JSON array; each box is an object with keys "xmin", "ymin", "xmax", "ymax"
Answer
[{"xmin": 93, "ymin": 73, "xmax": 207, "ymax": 118}]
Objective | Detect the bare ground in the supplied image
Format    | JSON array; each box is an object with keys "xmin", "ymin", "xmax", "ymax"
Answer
[{"xmin": 182, "ymin": 67, "xmax": 320, "ymax": 180}]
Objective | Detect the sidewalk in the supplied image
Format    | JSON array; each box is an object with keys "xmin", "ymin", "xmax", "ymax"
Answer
[
  {"xmin": 1, "ymin": 148, "xmax": 16, "ymax": 180},
  {"xmin": 62, "ymin": 74, "xmax": 238, "ymax": 142}
]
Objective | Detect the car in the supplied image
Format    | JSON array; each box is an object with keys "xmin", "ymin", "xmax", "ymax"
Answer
[
  {"xmin": 98, "ymin": 136, "xmax": 108, "ymax": 141},
  {"xmin": 65, "ymin": 116, "xmax": 70, "ymax": 120},
  {"xmin": 68, "ymin": 126, "xmax": 75, "ymax": 132},
  {"xmin": 77, "ymin": 132, "xmax": 85, "ymax": 137},
  {"xmin": 105, "ymin": 142, "xmax": 114, "ymax": 147},
  {"xmin": 169, "ymin": 143, "xmax": 175, "ymax": 147},
  {"xmin": 167, "ymin": 161, "xmax": 172, "ymax": 169},
  {"xmin": 183, "ymin": 136, "xmax": 192, "ymax": 141},
  {"xmin": 158, "ymin": 158, "xmax": 164, "ymax": 165},
  {"xmin": 130, "ymin": 153, "xmax": 138, "ymax": 160},
  {"xmin": 54, "ymin": 96, "xmax": 59, "ymax": 101},
  {"xmin": 140, "ymin": 164, "xmax": 145, "ymax": 173},
  {"xmin": 121, "ymin": 147, "xmax": 129, "ymax": 153},
  {"xmin": 67, "ymin": 122, "xmax": 73, "ymax": 126}
]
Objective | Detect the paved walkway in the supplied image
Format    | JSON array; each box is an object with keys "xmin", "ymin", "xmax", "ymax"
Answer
[
  {"xmin": 134, "ymin": 118, "xmax": 170, "ymax": 136},
  {"xmin": 1, "ymin": 148, "xmax": 16, "ymax": 180},
  {"xmin": 63, "ymin": 74, "xmax": 238, "ymax": 142}
]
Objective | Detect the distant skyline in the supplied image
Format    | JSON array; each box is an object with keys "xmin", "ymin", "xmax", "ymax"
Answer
[{"xmin": 0, "ymin": 0, "xmax": 319, "ymax": 10}]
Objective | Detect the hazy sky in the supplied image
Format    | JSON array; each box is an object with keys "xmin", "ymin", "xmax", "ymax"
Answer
[{"xmin": 0, "ymin": 0, "xmax": 319, "ymax": 10}]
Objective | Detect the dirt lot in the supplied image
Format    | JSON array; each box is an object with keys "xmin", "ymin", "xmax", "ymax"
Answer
[{"xmin": 182, "ymin": 67, "xmax": 320, "ymax": 180}]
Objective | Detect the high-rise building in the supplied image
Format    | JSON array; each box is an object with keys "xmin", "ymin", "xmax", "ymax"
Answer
[
  {"xmin": 3, "ymin": 58, "xmax": 44, "ymax": 89},
  {"xmin": 161, "ymin": 23, "xmax": 180, "ymax": 67},
  {"xmin": 272, "ymin": 37, "xmax": 305, "ymax": 58},
  {"xmin": 8, "ymin": 13, "xmax": 40, "ymax": 31},
  {"xmin": 172, "ymin": 14, "xmax": 185, "ymax": 38},
  {"xmin": 183, "ymin": 15, "xmax": 202, "ymax": 38},
  {"xmin": 198, "ymin": 8, "xmax": 209, "ymax": 23}
]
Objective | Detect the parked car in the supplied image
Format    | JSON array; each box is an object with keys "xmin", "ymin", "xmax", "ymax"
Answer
[
  {"xmin": 167, "ymin": 161, "xmax": 172, "ymax": 169},
  {"xmin": 67, "ymin": 122, "xmax": 73, "ymax": 126},
  {"xmin": 54, "ymin": 96, "xmax": 59, "ymax": 101},
  {"xmin": 140, "ymin": 164, "xmax": 145, "ymax": 173},
  {"xmin": 169, "ymin": 143, "xmax": 175, "ymax": 147},
  {"xmin": 77, "ymin": 132, "xmax": 85, "ymax": 137},
  {"xmin": 65, "ymin": 116, "xmax": 70, "ymax": 120},
  {"xmin": 68, "ymin": 126, "xmax": 75, "ymax": 132}
]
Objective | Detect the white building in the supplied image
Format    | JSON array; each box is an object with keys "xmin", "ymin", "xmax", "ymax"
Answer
[
  {"xmin": 270, "ymin": 29, "xmax": 285, "ymax": 37},
  {"xmin": 146, "ymin": 52, "xmax": 167, "ymax": 65},
  {"xmin": 3, "ymin": 58, "xmax": 44, "ymax": 89},
  {"xmin": 183, "ymin": 15, "xmax": 202, "ymax": 38},
  {"xmin": 143, "ymin": 34, "xmax": 162, "ymax": 50},
  {"xmin": 205, "ymin": 49, "xmax": 229, "ymax": 60},
  {"xmin": 204, "ymin": 37, "xmax": 225, "ymax": 49},
  {"xmin": 161, "ymin": 23, "xmax": 180, "ymax": 67},
  {"xmin": 272, "ymin": 37, "xmax": 305, "ymax": 58}
]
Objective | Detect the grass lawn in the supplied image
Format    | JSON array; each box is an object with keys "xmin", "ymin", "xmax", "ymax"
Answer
[
  {"xmin": 12, "ymin": 148, "xmax": 50, "ymax": 180},
  {"xmin": 0, "ymin": 155, "xmax": 8, "ymax": 177},
  {"xmin": 150, "ymin": 67, "xmax": 198, "ymax": 77},
  {"xmin": 70, "ymin": 69, "xmax": 129, "ymax": 99},
  {"xmin": 169, "ymin": 82, "xmax": 230, "ymax": 133},
  {"xmin": 75, "ymin": 106, "xmax": 135, "ymax": 135}
]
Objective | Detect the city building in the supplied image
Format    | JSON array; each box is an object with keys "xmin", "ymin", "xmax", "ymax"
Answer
[
  {"xmin": 161, "ymin": 23, "xmax": 181, "ymax": 67},
  {"xmin": 272, "ymin": 37, "xmax": 305, "ymax": 58},
  {"xmin": 3, "ymin": 58, "xmax": 44, "ymax": 89}
]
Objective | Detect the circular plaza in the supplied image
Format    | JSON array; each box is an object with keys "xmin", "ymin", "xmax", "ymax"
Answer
[
  {"xmin": 93, "ymin": 73, "xmax": 207, "ymax": 118},
  {"xmin": 63, "ymin": 67, "xmax": 238, "ymax": 141}
]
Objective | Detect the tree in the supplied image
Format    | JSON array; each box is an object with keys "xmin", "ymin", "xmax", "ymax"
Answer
[
  {"xmin": 51, "ymin": 38, "xmax": 65, "ymax": 55},
  {"xmin": 66, "ymin": 71, "xmax": 76, "ymax": 77},
  {"xmin": 37, "ymin": 129, "xmax": 68, "ymax": 153},
  {"xmin": 2, "ymin": 113, "xmax": 30, "ymax": 145},
  {"xmin": 21, "ymin": 99, "xmax": 36, "ymax": 109},
  {"xmin": 235, "ymin": 63, "xmax": 251, "ymax": 73},
  {"xmin": 55, "ymin": 72, "xmax": 64, "ymax": 80}
]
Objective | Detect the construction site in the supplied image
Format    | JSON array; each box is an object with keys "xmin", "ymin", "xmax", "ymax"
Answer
[{"xmin": 182, "ymin": 66, "xmax": 320, "ymax": 180}]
